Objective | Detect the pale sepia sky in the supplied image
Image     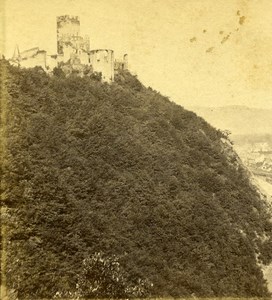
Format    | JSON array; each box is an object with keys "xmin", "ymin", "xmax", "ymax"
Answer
[{"xmin": 2, "ymin": 0, "xmax": 272, "ymax": 109}]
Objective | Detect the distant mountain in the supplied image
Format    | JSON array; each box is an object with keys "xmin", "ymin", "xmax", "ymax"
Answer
[
  {"xmin": 189, "ymin": 105, "xmax": 272, "ymax": 136},
  {"xmin": 2, "ymin": 60, "xmax": 272, "ymax": 299}
]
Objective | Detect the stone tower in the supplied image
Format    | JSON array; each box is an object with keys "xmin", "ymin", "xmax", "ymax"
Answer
[{"xmin": 57, "ymin": 15, "xmax": 81, "ymax": 55}]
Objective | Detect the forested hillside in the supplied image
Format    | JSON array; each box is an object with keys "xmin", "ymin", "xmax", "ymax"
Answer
[{"xmin": 1, "ymin": 59, "xmax": 272, "ymax": 299}]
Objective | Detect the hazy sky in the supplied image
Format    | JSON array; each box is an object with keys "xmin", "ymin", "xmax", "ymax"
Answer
[{"xmin": 2, "ymin": 0, "xmax": 272, "ymax": 109}]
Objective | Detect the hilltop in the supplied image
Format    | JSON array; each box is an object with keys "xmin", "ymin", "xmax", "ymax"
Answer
[{"xmin": 1, "ymin": 60, "xmax": 272, "ymax": 299}]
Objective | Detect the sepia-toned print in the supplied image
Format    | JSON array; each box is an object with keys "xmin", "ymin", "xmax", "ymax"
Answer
[{"xmin": 1, "ymin": 1, "xmax": 272, "ymax": 299}]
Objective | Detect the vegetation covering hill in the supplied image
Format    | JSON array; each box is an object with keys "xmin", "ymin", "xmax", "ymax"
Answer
[{"xmin": 1, "ymin": 60, "xmax": 272, "ymax": 299}]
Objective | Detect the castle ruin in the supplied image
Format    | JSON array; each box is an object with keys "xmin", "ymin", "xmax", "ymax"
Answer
[{"xmin": 10, "ymin": 15, "xmax": 128, "ymax": 82}]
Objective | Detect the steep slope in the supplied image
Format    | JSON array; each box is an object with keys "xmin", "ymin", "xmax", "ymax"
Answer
[{"xmin": 1, "ymin": 60, "xmax": 272, "ymax": 299}]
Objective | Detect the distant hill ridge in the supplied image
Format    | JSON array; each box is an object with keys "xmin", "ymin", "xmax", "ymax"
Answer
[
  {"xmin": 189, "ymin": 105, "xmax": 272, "ymax": 136},
  {"xmin": 1, "ymin": 60, "xmax": 272, "ymax": 299}
]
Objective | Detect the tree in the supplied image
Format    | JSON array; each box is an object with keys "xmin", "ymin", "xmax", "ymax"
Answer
[
  {"xmin": 52, "ymin": 66, "xmax": 66, "ymax": 78},
  {"xmin": 76, "ymin": 252, "xmax": 153, "ymax": 298}
]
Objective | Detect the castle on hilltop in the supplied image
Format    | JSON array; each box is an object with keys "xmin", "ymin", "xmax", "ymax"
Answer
[{"xmin": 10, "ymin": 15, "xmax": 128, "ymax": 82}]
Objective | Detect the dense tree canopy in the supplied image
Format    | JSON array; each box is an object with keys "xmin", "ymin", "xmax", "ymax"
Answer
[{"xmin": 1, "ymin": 60, "xmax": 272, "ymax": 298}]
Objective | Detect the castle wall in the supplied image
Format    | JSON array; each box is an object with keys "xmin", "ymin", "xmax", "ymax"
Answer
[
  {"xmin": 46, "ymin": 55, "xmax": 58, "ymax": 70},
  {"xmin": 62, "ymin": 44, "xmax": 75, "ymax": 63},
  {"xmin": 90, "ymin": 49, "xmax": 114, "ymax": 83},
  {"xmin": 70, "ymin": 36, "xmax": 90, "ymax": 52},
  {"xmin": 79, "ymin": 51, "xmax": 90, "ymax": 65},
  {"xmin": 83, "ymin": 35, "xmax": 90, "ymax": 52},
  {"xmin": 20, "ymin": 51, "xmax": 47, "ymax": 70},
  {"xmin": 114, "ymin": 54, "xmax": 128, "ymax": 72},
  {"xmin": 20, "ymin": 47, "xmax": 40, "ymax": 59}
]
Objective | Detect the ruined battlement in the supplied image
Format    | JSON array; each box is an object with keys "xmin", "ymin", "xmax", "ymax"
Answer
[
  {"xmin": 57, "ymin": 15, "xmax": 80, "ymax": 24},
  {"xmin": 89, "ymin": 49, "xmax": 114, "ymax": 82},
  {"xmin": 10, "ymin": 15, "xmax": 128, "ymax": 83},
  {"xmin": 114, "ymin": 54, "xmax": 128, "ymax": 72}
]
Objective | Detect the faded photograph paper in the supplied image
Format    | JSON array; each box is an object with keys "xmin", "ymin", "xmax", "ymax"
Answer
[{"xmin": 1, "ymin": 1, "xmax": 272, "ymax": 299}]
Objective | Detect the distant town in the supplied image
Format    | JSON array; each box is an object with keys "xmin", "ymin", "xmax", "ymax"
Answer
[{"xmin": 235, "ymin": 142, "xmax": 272, "ymax": 184}]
